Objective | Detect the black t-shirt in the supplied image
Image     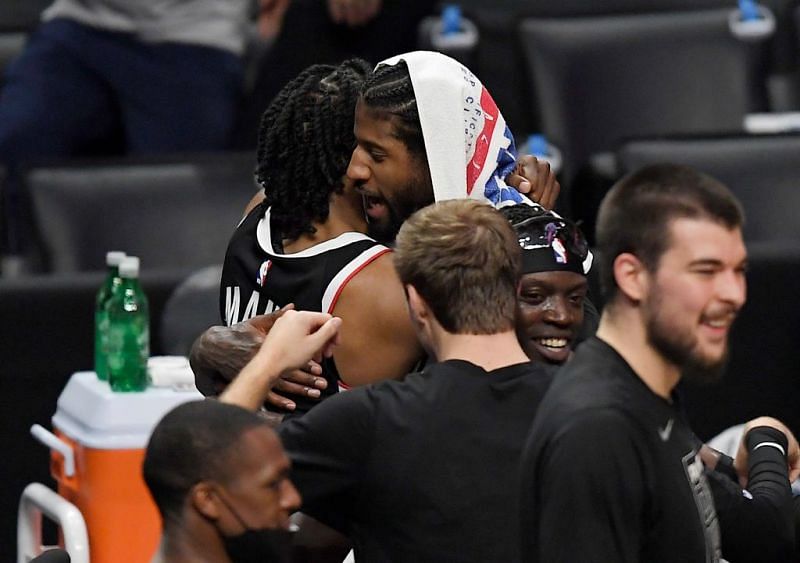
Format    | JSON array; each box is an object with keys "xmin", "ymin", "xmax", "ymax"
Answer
[
  {"xmin": 220, "ymin": 202, "xmax": 390, "ymax": 412},
  {"xmin": 520, "ymin": 337, "xmax": 794, "ymax": 563},
  {"xmin": 279, "ymin": 359, "xmax": 554, "ymax": 563}
]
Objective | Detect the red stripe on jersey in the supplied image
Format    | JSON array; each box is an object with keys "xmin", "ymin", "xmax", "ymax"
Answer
[{"xmin": 327, "ymin": 247, "xmax": 392, "ymax": 314}]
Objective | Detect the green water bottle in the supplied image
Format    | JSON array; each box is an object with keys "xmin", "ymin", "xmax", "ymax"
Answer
[
  {"xmin": 94, "ymin": 251, "xmax": 126, "ymax": 380},
  {"xmin": 107, "ymin": 256, "xmax": 150, "ymax": 392}
]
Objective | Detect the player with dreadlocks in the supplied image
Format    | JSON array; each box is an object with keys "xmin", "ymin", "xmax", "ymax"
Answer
[
  {"xmin": 192, "ymin": 52, "xmax": 560, "ymax": 415},
  {"xmin": 255, "ymin": 59, "xmax": 369, "ymax": 242},
  {"xmin": 209, "ymin": 58, "xmax": 423, "ymax": 416}
]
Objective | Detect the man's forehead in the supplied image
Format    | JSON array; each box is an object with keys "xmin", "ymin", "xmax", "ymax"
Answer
[
  {"xmin": 663, "ymin": 217, "xmax": 746, "ymax": 263},
  {"xmin": 521, "ymin": 270, "xmax": 588, "ymax": 290},
  {"xmin": 354, "ymin": 101, "xmax": 405, "ymax": 143}
]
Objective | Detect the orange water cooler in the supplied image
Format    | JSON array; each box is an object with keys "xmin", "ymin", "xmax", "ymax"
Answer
[{"xmin": 28, "ymin": 369, "xmax": 201, "ymax": 562}]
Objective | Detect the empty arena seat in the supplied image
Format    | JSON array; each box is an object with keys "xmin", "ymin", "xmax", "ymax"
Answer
[
  {"xmin": 160, "ymin": 265, "xmax": 222, "ymax": 356},
  {"xmin": 0, "ymin": 0, "xmax": 50, "ymax": 89},
  {"xmin": 448, "ymin": 0, "xmax": 734, "ymax": 142},
  {"xmin": 520, "ymin": 9, "xmax": 768, "ymax": 174},
  {"xmin": 25, "ymin": 152, "xmax": 258, "ymax": 273},
  {"xmin": 617, "ymin": 134, "xmax": 800, "ymax": 244},
  {"xmin": 0, "ymin": 0, "xmax": 51, "ymax": 32},
  {"xmin": 519, "ymin": 7, "xmax": 770, "ymax": 232}
]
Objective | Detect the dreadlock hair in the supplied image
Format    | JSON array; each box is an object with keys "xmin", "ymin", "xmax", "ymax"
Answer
[
  {"xmin": 143, "ymin": 400, "xmax": 269, "ymax": 526},
  {"xmin": 360, "ymin": 60, "xmax": 427, "ymax": 160},
  {"xmin": 256, "ymin": 58, "xmax": 372, "ymax": 241}
]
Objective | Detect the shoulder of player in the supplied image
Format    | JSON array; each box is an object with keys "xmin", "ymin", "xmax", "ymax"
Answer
[
  {"xmin": 531, "ymin": 406, "xmax": 650, "ymax": 473},
  {"xmin": 341, "ymin": 248, "xmax": 397, "ymax": 287},
  {"xmin": 334, "ymin": 250, "xmax": 404, "ymax": 310}
]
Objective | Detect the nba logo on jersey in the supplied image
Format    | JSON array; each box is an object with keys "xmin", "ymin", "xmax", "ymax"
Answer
[
  {"xmin": 257, "ymin": 260, "xmax": 272, "ymax": 286},
  {"xmin": 551, "ymin": 238, "xmax": 568, "ymax": 264}
]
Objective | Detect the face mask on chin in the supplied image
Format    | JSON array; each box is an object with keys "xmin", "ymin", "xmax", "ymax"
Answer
[
  {"xmin": 214, "ymin": 489, "xmax": 293, "ymax": 563},
  {"xmin": 221, "ymin": 527, "xmax": 293, "ymax": 563}
]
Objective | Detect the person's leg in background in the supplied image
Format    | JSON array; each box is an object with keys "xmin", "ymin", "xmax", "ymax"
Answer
[
  {"xmin": 111, "ymin": 39, "xmax": 244, "ymax": 154},
  {"xmin": 0, "ymin": 18, "xmax": 121, "ymax": 269}
]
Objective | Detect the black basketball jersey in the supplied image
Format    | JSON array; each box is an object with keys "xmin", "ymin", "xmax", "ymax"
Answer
[{"xmin": 220, "ymin": 202, "xmax": 391, "ymax": 413}]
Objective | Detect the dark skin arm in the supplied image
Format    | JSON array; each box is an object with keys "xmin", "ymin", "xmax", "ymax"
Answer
[{"xmin": 327, "ymin": 251, "xmax": 423, "ymax": 386}]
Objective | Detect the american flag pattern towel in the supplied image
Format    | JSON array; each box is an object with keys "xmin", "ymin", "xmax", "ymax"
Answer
[{"xmin": 378, "ymin": 51, "xmax": 526, "ymax": 207}]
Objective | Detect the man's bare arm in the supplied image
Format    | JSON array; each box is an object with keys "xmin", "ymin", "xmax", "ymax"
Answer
[{"xmin": 331, "ymin": 252, "xmax": 424, "ymax": 386}]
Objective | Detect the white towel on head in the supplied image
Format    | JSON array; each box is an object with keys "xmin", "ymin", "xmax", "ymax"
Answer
[
  {"xmin": 376, "ymin": 51, "xmax": 593, "ymax": 274},
  {"xmin": 377, "ymin": 50, "xmax": 528, "ymax": 206}
]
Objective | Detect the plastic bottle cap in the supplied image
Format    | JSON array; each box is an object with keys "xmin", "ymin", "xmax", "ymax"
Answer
[
  {"xmin": 119, "ymin": 256, "xmax": 140, "ymax": 278},
  {"xmin": 729, "ymin": 1, "xmax": 775, "ymax": 41},
  {"xmin": 527, "ymin": 134, "xmax": 549, "ymax": 157},
  {"xmin": 442, "ymin": 5, "xmax": 462, "ymax": 35},
  {"xmin": 739, "ymin": 0, "xmax": 761, "ymax": 21},
  {"xmin": 106, "ymin": 251, "xmax": 126, "ymax": 267},
  {"xmin": 523, "ymin": 133, "xmax": 563, "ymax": 175}
]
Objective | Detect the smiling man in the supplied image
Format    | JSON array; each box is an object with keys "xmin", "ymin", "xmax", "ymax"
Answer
[
  {"xmin": 520, "ymin": 164, "xmax": 798, "ymax": 563},
  {"xmin": 500, "ymin": 204, "xmax": 593, "ymax": 365}
]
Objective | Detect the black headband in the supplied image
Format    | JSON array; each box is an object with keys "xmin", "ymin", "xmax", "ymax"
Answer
[{"xmin": 513, "ymin": 215, "xmax": 588, "ymax": 276}]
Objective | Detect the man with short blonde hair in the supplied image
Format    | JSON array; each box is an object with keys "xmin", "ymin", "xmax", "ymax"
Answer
[{"xmin": 393, "ymin": 199, "xmax": 520, "ymax": 335}]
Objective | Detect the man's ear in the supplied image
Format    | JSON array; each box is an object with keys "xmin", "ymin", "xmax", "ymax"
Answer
[
  {"xmin": 405, "ymin": 285, "xmax": 430, "ymax": 324},
  {"xmin": 191, "ymin": 482, "xmax": 221, "ymax": 520},
  {"xmin": 613, "ymin": 252, "xmax": 649, "ymax": 303}
]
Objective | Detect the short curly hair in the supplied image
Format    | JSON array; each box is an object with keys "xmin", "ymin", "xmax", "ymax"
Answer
[
  {"xmin": 143, "ymin": 400, "xmax": 268, "ymax": 524},
  {"xmin": 256, "ymin": 58, "xmax": 372, "ymax": 241}
]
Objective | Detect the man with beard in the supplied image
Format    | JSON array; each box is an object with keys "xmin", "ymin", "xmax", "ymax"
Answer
[
  {"xmin": 519, "ymin": 163, "xmax": 800, "ymax": 563},
  {"xmin": 143, "ymin": 400, "xmax": 301, "ymax": 563},
  {"xmin": 192, "ymin": 51, "xmax": 558, "ymax": 414}
]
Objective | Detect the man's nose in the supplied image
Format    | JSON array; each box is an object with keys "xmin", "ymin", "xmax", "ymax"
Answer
[
  {"xmin": 717, "ymin": 269, "xmax": 747, "ymax": 310},
  {"xmin": 281, "ymin": 479, "xmax": 302, "ymax": 512},
  {"xmin": 542, "ymin": 297, "xmax": 571, "ymax": 326},
  {"xmin": 346, "ymin": 146, "xmax": 370, "ymax": 182}
]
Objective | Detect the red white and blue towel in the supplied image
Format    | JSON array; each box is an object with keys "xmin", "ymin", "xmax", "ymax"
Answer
[{"xmin": 378, "ymin": 51, "xmax": 526, "ymax": 206}]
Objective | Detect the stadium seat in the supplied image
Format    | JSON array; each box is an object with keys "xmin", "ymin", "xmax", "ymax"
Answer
[
  {"xmin": 452, "ymin": 0, "xmax": 735, "ymax": 142},
  {"xmin": 160, "ymin": 265, "xmax": 223, "ymax": 356},
  {"xmin": 24, "ymin": 152, "xmax": 257, "ymax": 273},
  {"xmin": 519, "ymin": 8, "xmax": 769, "ymax": 227},
  {"xmin": 617, "ymin": 134, "xmax": 800, "ymax": 244},
  {"xmin": 0, "ymin": 0, "xmax": 51, "ymax": 32},
  {"xmin": 0, "ymin": 0, "xmax": 50, "ymax": 90}
]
